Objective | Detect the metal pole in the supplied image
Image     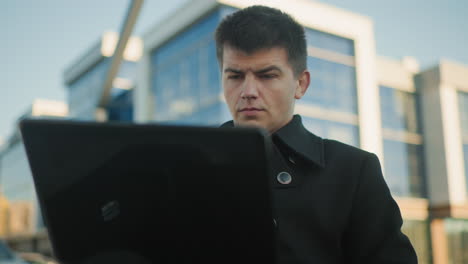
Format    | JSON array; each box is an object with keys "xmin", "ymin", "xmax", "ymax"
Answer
[{"xmin": 98, "ymin": 0, "xmax": 144, "ymax": 108}]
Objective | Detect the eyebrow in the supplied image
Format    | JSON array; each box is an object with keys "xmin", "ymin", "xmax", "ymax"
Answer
[
  {"xmin": 224, "ymin": 68, "xmax": 243, "ymax": 74},
  {"xmin": 224, "ymin": 66, "xmax": 282, "ymax": 74},
  {"xmin": 254, "ymin": 66, "xmax": 282, "ymax": 74}
]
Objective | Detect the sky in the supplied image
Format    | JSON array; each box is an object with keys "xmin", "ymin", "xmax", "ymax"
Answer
[{"xmin": 1, "ymin": 0, "xmax": 467, "ymax": 145}]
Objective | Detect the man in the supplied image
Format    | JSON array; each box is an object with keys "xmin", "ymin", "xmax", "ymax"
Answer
[{"xmin": 216, "ymin": 5, "xmax": 418, "ymax": 264}]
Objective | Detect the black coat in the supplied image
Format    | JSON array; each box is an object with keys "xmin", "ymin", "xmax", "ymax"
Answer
[{"xmin": 222, "ymin": 115, "xmax": 417, "ymax": 264}]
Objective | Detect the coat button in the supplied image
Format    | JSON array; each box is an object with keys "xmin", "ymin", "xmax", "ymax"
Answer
[{"xmin": 277, "ymin": 171, "xmax": 292, "ymax": 184}]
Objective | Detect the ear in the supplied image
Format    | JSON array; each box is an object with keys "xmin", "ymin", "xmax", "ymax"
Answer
[{"xmin": 295, "ymin": 70, "xmax": 310, "ymax": 99}]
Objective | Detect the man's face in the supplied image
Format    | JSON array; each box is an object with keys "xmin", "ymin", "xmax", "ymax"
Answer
[{"xmin": 222, "ymin": 45, "xmax": 309, "ymax": 133}]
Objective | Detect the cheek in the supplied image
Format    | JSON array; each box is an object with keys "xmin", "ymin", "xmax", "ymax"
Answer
[
  {"xmin": 224, "ymin": 87, "xmax": 239, "ymax": 107},
  {"xmin": 268, "ymin": 86, "xmax": 294, "ymax": 107}
]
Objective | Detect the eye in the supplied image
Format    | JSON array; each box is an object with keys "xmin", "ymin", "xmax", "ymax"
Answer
[
  {"xmin": 260, "ymin": 74, "xmax": 277, "ymax": 79},
  {"xmin": 228, "ymin": 74, "xmax": 242, "ymax": 80}
]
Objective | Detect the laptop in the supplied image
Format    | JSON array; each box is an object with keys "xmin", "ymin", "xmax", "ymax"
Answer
[{"xmin": 19, "ymin": 119, "xmax": 275, "ymax": 264}]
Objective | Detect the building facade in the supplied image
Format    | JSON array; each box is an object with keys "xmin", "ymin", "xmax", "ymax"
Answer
[
  {"xmin": 0, "ymin": 99, "xmax": 67, "ymax": 254},
  {"xmin": 63, "ymin": 31, "xmax": 142, "ymax": 122},
  {"xmin": 0, "ymin": 31, "xmax": 143, "ymax": 254},
  {"xmin": 376, "ymin": 55, "xmax": 431, "ymax": 263},
  {"xmin": 136, "ymin": 0, "xmax": 382, "ymax": 157},
  {"xmin": 416, "ymin": 61, "xmax": 468, "ymax": 264}
]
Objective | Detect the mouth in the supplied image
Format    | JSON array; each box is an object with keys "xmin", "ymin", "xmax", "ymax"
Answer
[
  {"xmin": 238, "ymin": 107, "xmax": 264, "ymax": 116},
  {"xmin": 239, "ymin": 107, "xmax": 263, "ymax": 112}
]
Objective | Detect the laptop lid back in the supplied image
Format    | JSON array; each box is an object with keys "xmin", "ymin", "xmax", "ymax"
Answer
[{"xmin": 20, "ymin": 119, "xmax": 275, "ymax": 264}]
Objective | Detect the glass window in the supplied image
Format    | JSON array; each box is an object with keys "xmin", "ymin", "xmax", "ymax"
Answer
[
  {"xmin": 151, "ymin": 9, "xmax": 222, "ymax": 122},
  {"xmin": 380, "ymin": 86, "xmax": 420, "ymax": 133},
  {"xmin": 0, "ymin": 240, "xmax": 14, "ymax": 260},
  {"xmin": 67, "ymin": 58, "xmax": 137, "ymax": 120},
  {"xmin": 302, "ymin": 117, "xmax": 359, "ymax": 147},
  {"xmin": 302, "ymin": 117, "xmax": 326, "ymax": 139},
  {"xmin": 445, "ymin": 219, "xmax": 468, "ymax": 264},
  {"xmin": 383, "ymin": 139, "xmax": 426, "ymax": 198},
  {"xmin": 464, "ymin": 144, "xmax": 468, "ymax": 194},
  {"xmin": 458, "ymin": 92, "xmax": 468, "ymax": 194},
  {"xmin": 107, "ymin": 89, "xmax": 134, "ymax": 121},
  {"xmin": 118, "ymin": 61, "xmax": 137, "ymax": 80},
  {"xmin": 306, "ymin": 28, "xmax": 355, "ymax": 56},
  {"xmin": 0, "ymin": 143, "xmax": 35, "ymax": 201},
  {"xmin": 401, "ymin": 220, "xmax": 432, "ymax": 264},
  {"xmin": 67, "ymin": 58, "xmax": 110, "ymax": 119},
  {"xmin": 167, "ymin": 102, "xmax": 231, "ymax": 126},
  {"xmin": 152, "ymin": 11, "xmax": 220, "ymax": 68},
  {"xmin": 0, "ymin": 141, "xmax": 43, "ymax": 232},
  {"xmin": 187, "ymin": 51, "xmax": 199, "ymax": 105},
  {"xmin": 305, "ymin": 57, "xmax": 358, "ymax": 114},
  {"xmin": 380, "ymin": 86, "xmax": 425, "ymax": 198},
  {"xmin": 220, "ymin": 6, "xmax": 237, "ymax": 18},
  {"xmin": 207, "ymin": 40, "xmax": 221, "ymax": 100},
  {"xmin": 458, "ymin": 92, "xmax": 468, "ymax": 137}
]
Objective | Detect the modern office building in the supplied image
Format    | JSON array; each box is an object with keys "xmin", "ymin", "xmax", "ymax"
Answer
[
  {"xmin": 63, "ymin": 31, "xmax": 142, "ymax": 121},
  {"xmin": 376, "ymin": 55, "xmax": 431, "ymax": 263},
  {"xmin": 0, "ymin": 99, "xmax": 67, "ymax": 253},
  {"xmin": 0, "ymin": 31, "xmax": 143, "ymax": 254},
  {"xmin": 416, "ymin": 60, "xmax": 468, "ymax": 264},
  {"xmin": 136, "ymin": 0, "xmax": 381, "ymax": 154}
]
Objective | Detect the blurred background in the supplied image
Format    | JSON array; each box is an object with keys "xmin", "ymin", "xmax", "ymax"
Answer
[{"xmin": 1, "ymin": 0, "xmax": 467, "ymax": 263}]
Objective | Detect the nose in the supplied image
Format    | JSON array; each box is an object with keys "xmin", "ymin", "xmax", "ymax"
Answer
[{"xmin": 240, "ymin": 74, "xmax": 259, "ymax": 99}]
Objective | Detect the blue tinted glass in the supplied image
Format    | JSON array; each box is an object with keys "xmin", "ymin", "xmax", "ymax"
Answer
[
  {"xmin": 306, "ymin": 28, "xmax": 355, "ymax": 56},
  {"xmin": 118, "ymin": 61, "xmax": 137, "ymax": 79},
  {"xmin": 383, "ymin": 139, "xmax": 425, "ymax": 198},
  {"xmin": 67, "ymin": 58, "xmax": 110, "ymax": 118},
  {"xmin": 188, "ymin": 51, "xmax": 199, "ymax": 105},
  {"xmin": 1, "ymin": 143, "xmax": 36, "ymax": 202},
  {"xmin": 67, "ymin": 58, "xmax": 137, "ymax": 119},
  {"xmin": 0, "ymin": 241, "xmax": 14, "ymax": 259},
  {"xmin": 302, "ymin": 117, "xmax": 326, "ymax": 139},
  {"xmin": 151, "ymin": 9, "xmax": 222, "ymax": 120},
  {"xmin": 163, "ymin": 102, "xmax": 231, "ymax": 126},
  {"xmin": 207, "ymin": 40, "xmax": 221, "ymax": 99},
  {"xmin": 464, "ymin": 144, "xmax": 468, "ymax": 194},
  {"xmin": 107, "ymin": 90, "xmax": 133, "ymax": 121},
  {"xmin": 220, "ymin": 6, "xmax": 237, "ymax": 18},
  {"xmin": 459, "ymin": 92, "xmax": 468, "ymax": 137},
  {"xmin": 380, "ymin": 86, "xmax": 420, "ymax": 133},
  {"xmin": 151, "ymin": 11, "xmax": 220, "ymax": 68},
  {"xmin": 302, "ymin": 116, "xmax": 359, "ymax": 147},
  {"xmin": 304, "ymin": 57, "xmax": 357, "ymax": 114}
]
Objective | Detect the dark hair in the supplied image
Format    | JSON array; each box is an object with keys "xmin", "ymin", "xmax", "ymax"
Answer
[{"xmin": 215, "ymin": 5, "xmax": 307, "ymax": 77}]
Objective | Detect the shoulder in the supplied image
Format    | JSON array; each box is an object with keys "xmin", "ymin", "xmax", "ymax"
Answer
[
  {"xmin": 323, "ymin": 138, "xmax": 371, "ymax": 158},
  {"xmin": 321, "ymin": 138, "xmax": 378, "ymax": 169}
]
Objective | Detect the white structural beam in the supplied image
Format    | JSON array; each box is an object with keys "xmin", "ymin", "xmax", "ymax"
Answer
[{"xmin": 99, "ymin": 0, "xmax": 144, "ymax": 108}]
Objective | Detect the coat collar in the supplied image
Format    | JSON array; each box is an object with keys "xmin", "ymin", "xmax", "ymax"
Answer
[{"xmin": 220, "ymin": 115, "xmax": 325, "ymax": 168}]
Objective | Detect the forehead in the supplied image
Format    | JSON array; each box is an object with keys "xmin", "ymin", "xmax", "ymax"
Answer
[{"xmin": 222, "ymin": 45, "xmax": 291, "ymax": 71}]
